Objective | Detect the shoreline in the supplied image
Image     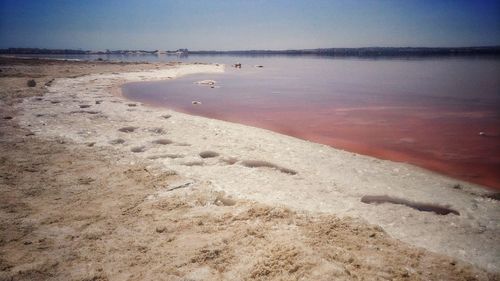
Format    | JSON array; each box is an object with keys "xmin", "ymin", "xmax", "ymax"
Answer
[
  {"xmin": 2, "ymin": 57, "xmax": 499, "ymax": 279},
  {"xmin": 121, "ymin": 71, "xmax": 500, "ymax": 191},
  {"xmin": 114, "ymin": 67, "xmax": 495, "ymax": 195}
]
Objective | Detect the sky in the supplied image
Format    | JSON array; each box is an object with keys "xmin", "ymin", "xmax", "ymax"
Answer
[{"xmin": 0, "ymin": 0, "xmax": 499, "ymax": 51}]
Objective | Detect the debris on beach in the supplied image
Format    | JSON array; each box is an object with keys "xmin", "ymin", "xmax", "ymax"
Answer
[
  {"xmin": 45, "ymin": 79, "xmax": 54, "ymax": 87},
  {"xmin": 195, "ymin": 80, "xmax": 220, "ymax": 89},
  {"xmin": 195, "ymin": 79, "xmax": 216, "ymax": 86},
  {"xmin": 192, "ymin": 100, "xmax": 202, "ymax": 105}
]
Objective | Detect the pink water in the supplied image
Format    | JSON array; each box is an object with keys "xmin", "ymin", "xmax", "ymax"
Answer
[{"xmin": 122, "ymin": 56, "xmax": 500, "ymax": 190}]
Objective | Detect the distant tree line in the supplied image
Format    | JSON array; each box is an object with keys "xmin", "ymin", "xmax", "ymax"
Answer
[
  {"xmin": 0, "ymin": 48, "xmax": 189, "ymax": 55},
  {"xmin": 0, "ymin": 48, "xmax": 90, "ymax": 54},
  {"xmin": 189, "ymin": 46, "xmax": 500, "ymax": 57},
  {"xmin": 2, "ymin": 46, "xmax": 499, "ymax": 57}
]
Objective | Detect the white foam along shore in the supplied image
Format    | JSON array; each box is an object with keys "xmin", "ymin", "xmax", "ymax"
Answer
[{"xmin": 16, "ymin": 63, "xmax": 499, "ymax": 272}]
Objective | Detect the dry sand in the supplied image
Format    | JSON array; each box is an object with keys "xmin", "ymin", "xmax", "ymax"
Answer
[{"xmin": 0, "ymin": 57, "xmax": 499, "ymax": 280}]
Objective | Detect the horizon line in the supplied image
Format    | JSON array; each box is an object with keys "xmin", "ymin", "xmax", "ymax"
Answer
[{"xmin": 2, "ymin": 45, "xmax": 500, "ymax": 52}]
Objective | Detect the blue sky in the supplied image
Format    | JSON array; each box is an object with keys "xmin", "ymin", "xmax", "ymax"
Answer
[{"xmin": 0, "ymin": 0, "xmax": 499, "ymax": 50}]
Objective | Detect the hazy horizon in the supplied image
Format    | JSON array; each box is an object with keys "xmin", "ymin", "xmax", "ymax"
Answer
[
  {"xmin": 3, "ymin": 45, "xmax": 500, "ymax": 52},
  {"xmin": 1, "ymin": 0, "xmax": 499, "ymax": 51}
]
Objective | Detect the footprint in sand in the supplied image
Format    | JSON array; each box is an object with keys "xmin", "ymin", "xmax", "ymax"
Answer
[
  {"xmin": 109, "ymin": 138, "xmax": 126, "ymax": 145},
  {"xmin": 199, "ymin": 151, "xmax": 219, "ymax": 159},
  {"xmin": 182, "ymin": 160, "xmax": 204, "ymax": 166},
  {"xmin": 70, "ymin": 110, "xmax": 101, "ymax": 115},
  {"xmin": 118, "ymin": 126, "xmax": 138, "ymax": 133},
  {"xmin": 220, "ymin": 157, "xmax": 238, "ymax": 165},
  {"xmin": 148, "ymin": 128, "xmax": 166, "ymax": 135},
  {"xmin": 161, "ymin": 114, "xmax": 172, "ymax": 119},
  {"xmin": 240, "ymin": 160, "xmax": 297, "ymax": 175},
  {"xmin": 152, "ymin": 139, "xmax": 173, "ymax": 145},
  {"xmin": 360, "ymin": 195, "xmax": 460, "ymax": 216},
  {"xmin": 131, "ymin": 146, "xmax": 147, "ymax": 153},
  {"xmin": 174, "ymin": 142, "xmax": 191, "ymax": 147},
  {"xmin": 147, "ymin": 154, "xmax": 184, "ymax": 160},
  {"xmin": 484, "ymin": 193, "xmax": 500, "ymax": 201}
]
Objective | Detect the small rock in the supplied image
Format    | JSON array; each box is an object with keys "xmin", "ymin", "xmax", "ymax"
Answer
[{"xmin": 27, "ymin": 79, "xmax": 36, "ymax": 87}]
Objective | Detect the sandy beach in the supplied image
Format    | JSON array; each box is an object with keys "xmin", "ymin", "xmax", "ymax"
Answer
[{"xmin": 0, "ymin": 57, "xmax": 498, "ymax": 280}]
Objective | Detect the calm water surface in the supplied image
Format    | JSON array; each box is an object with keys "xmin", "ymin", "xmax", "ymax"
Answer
[{"xmin": 121, "ymin": 55, "xmax": 500, "ymax": 190}]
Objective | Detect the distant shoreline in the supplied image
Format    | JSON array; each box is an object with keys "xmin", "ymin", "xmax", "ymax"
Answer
[
  {"xmin": 190, "ymin": 46, "xmax": 500, "ymax": 57},
  {"xmin": 2, "ymin": 46, "xmax": 500, "ymax": 57}
]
